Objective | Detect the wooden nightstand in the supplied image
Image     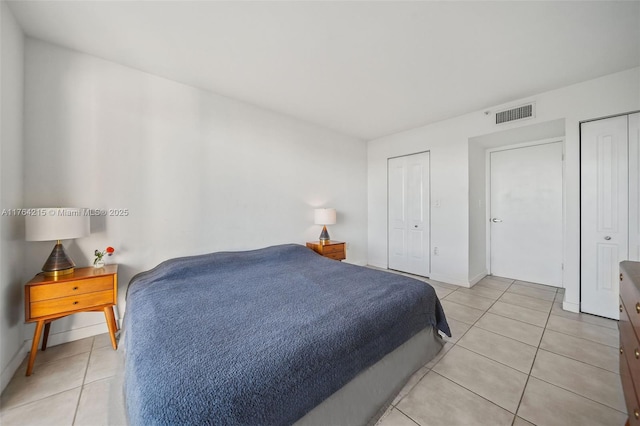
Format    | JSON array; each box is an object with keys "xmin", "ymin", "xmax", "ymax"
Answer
[
  {"xmin": 306, "ymin": 241, "xmax": 346, "ymax": 261},
  {"xmin": 24, "ymin": 265, "xmax": 118, "ymax": 376}
]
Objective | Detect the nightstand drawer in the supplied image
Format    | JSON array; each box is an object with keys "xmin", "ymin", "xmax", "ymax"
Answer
[
  {"xmin": 30, "ymin": 275, "xmax": 114, "ymax": 302},
  {"xmin": 30, "ymin": 290, "xmax": 114, "ymax": 318},
  {"xmin": 306, "ymin": 241, "xmax": 346, "ymax": 261},
  {"xmin": 325, "ymin": 251, "xmax": 346, "ymax": 260},
  {"xmin": 322, "ymin": 244, "xmax": 344, "ymax": 254}
]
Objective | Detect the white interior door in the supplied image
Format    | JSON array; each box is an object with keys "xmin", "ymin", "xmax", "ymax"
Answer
[
  {"xmin": 581, "ymin": 115, "xmax": 629, "ymax": 319},
  {"xmin": 490, "ymin": 142, "xmax": 563, "ymax": 286},
  {"xmin": 388, "ymin": 152, "xmax": 430, "ymax": 276},
  {"xmin": 629, "ymin": 113, "xmax": 640, "ymax": 261}
]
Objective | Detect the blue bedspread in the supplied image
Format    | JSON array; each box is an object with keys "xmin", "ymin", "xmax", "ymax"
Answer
[{"xmin": 123, "ymin": 244, "xmax": 450, "ymax": 425}]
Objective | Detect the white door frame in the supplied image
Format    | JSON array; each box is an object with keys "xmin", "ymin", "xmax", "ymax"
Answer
[
  {"xmin": 387, "ymin": 150, "xmax": 431, "ymax": 276},
  {"xmin": 485, "ymin": 138, "xmax": 566, "ymax": 284}
]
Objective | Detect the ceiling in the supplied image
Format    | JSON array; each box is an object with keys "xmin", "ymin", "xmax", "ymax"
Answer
[{"xmin": 7, "ymin": 1, "xmax": 640, "ymax": 140}]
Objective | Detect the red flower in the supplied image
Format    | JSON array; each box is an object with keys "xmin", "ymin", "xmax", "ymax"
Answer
[{"xmin": 106, "ymin": 246, "xmax": 115, "ymax": 255}]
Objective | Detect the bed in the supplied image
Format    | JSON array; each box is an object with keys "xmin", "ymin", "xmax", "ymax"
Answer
[{"xmin": 118, "ymin": 244, "xmax": 450, "ymax": 425}]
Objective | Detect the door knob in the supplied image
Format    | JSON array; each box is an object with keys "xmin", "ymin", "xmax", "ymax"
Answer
[
  {"xmin": 604, "ymin": 236, "xmax": 612, "ymax": 240},
  {"xmin": 491, "ymin": 218, "xmax": 503, "ymax": 223}
]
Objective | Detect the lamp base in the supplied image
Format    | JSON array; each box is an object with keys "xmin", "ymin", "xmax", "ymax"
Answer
[
  {"xmin": 43, "ymin": 268, "xmax": 75, "ymax": 277},
  {"xmin": 42, "ymin": 241, "xmax": 76, "ymax": 277},
  {"xmin": 319, "ymin": 225, "xmax": 330, "ymax": 242}
]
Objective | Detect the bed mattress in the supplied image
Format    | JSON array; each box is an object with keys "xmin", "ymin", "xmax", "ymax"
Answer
[{"xmin": 122, "ymin": 244, "xmax": 450, "ymax": 425}]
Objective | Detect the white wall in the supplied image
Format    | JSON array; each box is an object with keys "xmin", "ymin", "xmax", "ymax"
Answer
[
  {"xmin": 0, "ymin": 1, "xmax": 26, "ymax": 391},
  {"xmin": 368, "ymin": 122, "xmax": 471, "ymax": 286},
  {"xmin": 23, "ymin": 38, "xmax": 367, "ymax": 345},
  {"xmin": 368, "ymin": 67, "xmax": 640, "ymax": 307}
]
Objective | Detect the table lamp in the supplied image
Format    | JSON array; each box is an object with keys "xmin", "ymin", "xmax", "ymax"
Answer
[
  {"xmin": 26, "ymin": 208, "xmax": 90, "ymax": 276},
  {"xmin": 314, "ymin": 208, "xmax": 336, "ymax": 242}
]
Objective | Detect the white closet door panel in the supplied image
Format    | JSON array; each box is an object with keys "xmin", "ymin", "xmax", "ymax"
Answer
[
  {"xmin": 388, "ymin": 160, "xmax": 407, "ymax": 270},
  {"xmin": 581, "ymin": 115, "xmax": 628, "ymax": 319},
  {"xmin": 388, "ymin": 152, "xmax": 430, "ymax": 276},
  {"xmin": 629, "ymin": 113, "xmax": 640, "ymax": 261}
]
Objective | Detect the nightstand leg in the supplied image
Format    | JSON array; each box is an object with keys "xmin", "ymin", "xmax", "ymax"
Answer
[
  {"xmin": 103, "ymin": 306, "xmax": 118, "ymax": 350},
  {"xmin": 26, "ymin": 320, "xmax": 44, "ymax": 376},
  {"xmin": 41, "ymin": 322, "xmax": 51, "ymax": 351}
]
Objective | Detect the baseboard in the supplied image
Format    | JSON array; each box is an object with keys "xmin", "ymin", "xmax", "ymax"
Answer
[
  {"xmin": 562, "ymin": 300, "xmax": 579, "ymax": 313},
  {"xmin": 25, "ymin": 322, "xmax": 112, "ymax": 350},
  {"xmin": 344, "ymin": 259, "xmax": 367, "ymax": 267},
  {"xmin": 427, "ymin": 273, "xmax": 470, "ymax": 288},
  {"xmin": 361, "ymin": 265, "xmax": 470, "ymax": 287},
  {"xmin": 366, "ymin": 260, "xmax": 386, "ymax": 270},
  {"xmin": 1, "ymin": 341, "xmax": 29, "ymax": 393},
  {"xmin": 468, "ymin": 271, "xmax": 488, "ymax": 287}
]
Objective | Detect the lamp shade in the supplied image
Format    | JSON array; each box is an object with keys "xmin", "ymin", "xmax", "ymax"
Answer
[
  {"xmin": 26, "ymin": 208, "xmax": 90, "ymax": 241},
  {"xmin": 314, "ymin": 208, "xmax": 337, "ymax": 225}
]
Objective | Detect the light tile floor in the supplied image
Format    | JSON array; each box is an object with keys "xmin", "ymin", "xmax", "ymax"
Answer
[
  {"xmin": 0, "ymin": 276, "xmax": 625, "ymax": 426},
  {"xmin": 0, "ymin": 333, "xmax": 120, "ymax": 426},
  {"xmin": 377, "ymin": 275, "xmax": 626, "ymax": 426}
]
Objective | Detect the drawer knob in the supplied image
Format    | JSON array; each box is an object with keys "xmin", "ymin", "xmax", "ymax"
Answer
[
  {"xmin": 73, "ymin": 301, "xmax": 79, "ymax": 305},
  {"xmin": 636, "ymin": 302, "xmax": 640, "ymax": 314},
  {"xmin": 635, "ymin": 409, "xmax": 640, "ymax": 420},
  {"xmin": 621, "ymin": 273, "xmax": 624, "ymax": 281},
  {"xmin": 635, "ymin": 349, "xmax": 639, "ymax": 359},
  {"xmin": 73, "ymin": 286, "xmax": 79, "ymax": 290},
  {"xmin": 621, "ymin": 347, "xmax": 624, "ymax": 354},
  {"xmin": 621, "ymin": 304, "xmax": 624, "ymax": 313}
]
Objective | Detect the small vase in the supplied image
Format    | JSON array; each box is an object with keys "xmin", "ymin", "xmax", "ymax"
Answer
[{"xmin": 94, "ymin": 259, "xmax": 105, "ymax": 268}]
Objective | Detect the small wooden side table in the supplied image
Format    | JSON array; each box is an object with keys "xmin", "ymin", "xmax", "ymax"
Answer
[
  {"xmin": 24, "ymin": 265, "xmax": 118, "ymax": 376},
  {"xmin": 306, "ymin": 241, "xmax": 346, "ymax": 261}
]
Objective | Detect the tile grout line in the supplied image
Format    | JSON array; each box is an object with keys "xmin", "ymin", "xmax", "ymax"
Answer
[
  {"xmin": 502, "ymin": 288, "xmax": 557, "ymax": 302},
  {"xmin": 390, "ymin": 277, "xmax": 515, "ymax": 408},
  {"xmin": 544, "ymin": 322, "xmax": 619, "ymax": 348},
  {"xmin": 455, "ymin": 343, "xmax": 534, "ymax": 376},
  {"xmin": 436, "ymin": 279, "xmax": 538, "ymax": 425},
  {"xmin": 547, "ymin": 313, "xmax": 620, "ymax": 333},
  {"xmin": 524, "ymin": 374, "xmax": 628, "ymax": 416},
  {"xmin": 536, "ymin": 346, "xmax": 620, "ymax": 375},
  {"xmin": 392, "ymin": 407, "xmax": 421, "ymax": 426},
  {"xmin": 0, "ymin": 386, "xmax": 83, "ymax": 414},
  {"xmin": 71, "ymin": 336, "xmax": 95, "ymax": 426},
  {"xmin": 0, "ymin": 342, "xmax": 95, "ymax": 413},
  {"xmin": 436, "ymin": 280, "xmax": 512, "ymax": 348},
  {"xmin": 511, "ymin": 288, "xmax": 557, "ymax": 425},
  {"xmin": 411, "ymin": 370, "xmax": 521, "ymax": 419},
  {"xmin": 506, "ymin": 290, "xmax": 557, "ymax": 301},
  {"xmin": 452, "ymin": 281, "xmax": 624, "ymax": 422},
  {"xmin": 442, "ymin": 280, "xmax": 535, "ymax": 423},
  {"xmin": 484, "ymin": 308, "xmax": 547, "ymax": 330},
  {"xmin": 394, "ymin": 278, "xmax": 623, "ymax": 426},
  {"xmin": 422, "ymin": 279, "xmax": 515, "ymax": 378},
  {"xmin": 550, "ymin": 311, "xmax": 618, "ymax": 330},
  {"xmin": 395, "ymin": 371, "xmax": 520, "ymax": 425},
  {"xmin": 472, "ymin": 321, "xmax": 543, "ymax": 348}
]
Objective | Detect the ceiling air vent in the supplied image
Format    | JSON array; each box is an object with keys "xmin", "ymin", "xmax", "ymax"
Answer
[{"xmin": 495, "ymin": 103, "xmax": 535, "ymax": 125}]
